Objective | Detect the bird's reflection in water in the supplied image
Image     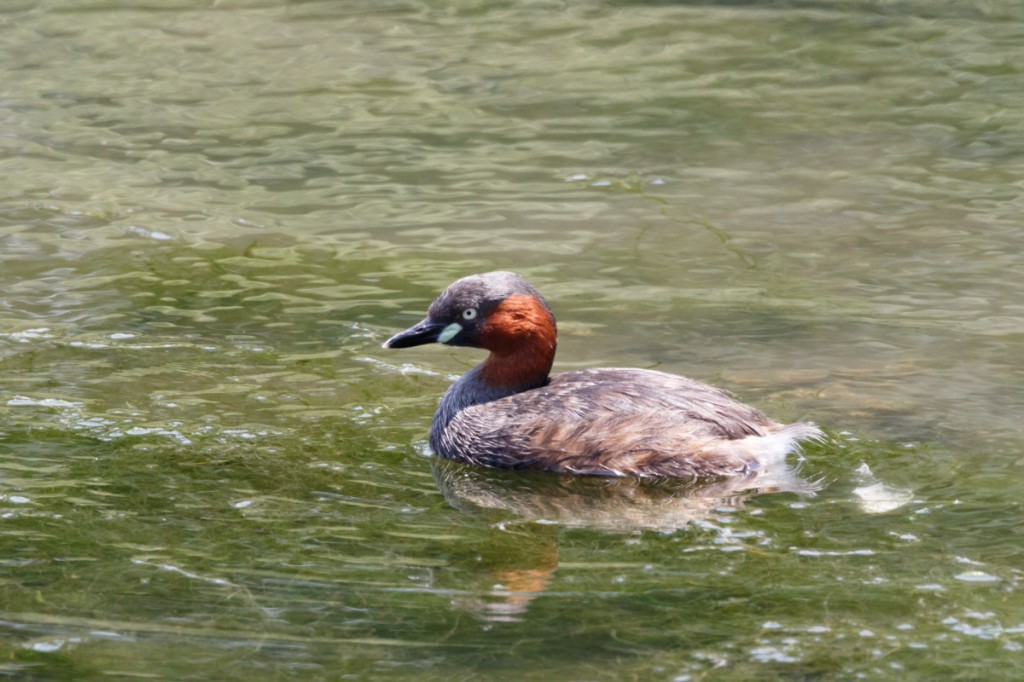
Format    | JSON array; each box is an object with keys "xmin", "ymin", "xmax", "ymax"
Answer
[{"xmin": 432, "ymin": 457, "xmax": 820, "ymax": 621}]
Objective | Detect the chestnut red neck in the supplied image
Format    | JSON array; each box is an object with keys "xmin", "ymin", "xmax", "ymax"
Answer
[{"xmin": 477, "ymin": 294, "xmax": 557, "ymax": 390}]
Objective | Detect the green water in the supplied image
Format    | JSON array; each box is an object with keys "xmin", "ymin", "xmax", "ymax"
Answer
[{"xmin": 2, "ymin": 0, "xmax": 1024, "ymax": 679}]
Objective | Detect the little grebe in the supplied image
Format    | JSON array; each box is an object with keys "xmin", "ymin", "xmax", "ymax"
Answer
[{"xmin": 383, "ymin": 271, "xmax": 821, "ymax": 478}]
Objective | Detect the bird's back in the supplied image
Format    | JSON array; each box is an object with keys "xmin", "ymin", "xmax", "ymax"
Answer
[{"xmin": 431, "ymin": 367, "xmax": 820, "ymax": 477}]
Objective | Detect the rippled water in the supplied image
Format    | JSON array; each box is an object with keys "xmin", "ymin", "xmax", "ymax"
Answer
[{"xmin": 3, "ymin": 0, "xmax": 1024, "ymax": 679}]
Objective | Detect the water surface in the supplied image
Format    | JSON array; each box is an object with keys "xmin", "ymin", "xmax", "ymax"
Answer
[{"xmin": 2, "ymin": 0, "xmax": 1024, "ymax": 679}]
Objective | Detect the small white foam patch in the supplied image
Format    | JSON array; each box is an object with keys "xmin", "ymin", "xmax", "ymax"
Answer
[{"xmin": 437, "ymin": 322, "xmax": 462, "ymax": 344}]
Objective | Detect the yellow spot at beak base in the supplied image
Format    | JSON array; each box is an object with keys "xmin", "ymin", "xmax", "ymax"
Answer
[{"xmin": 438, "ymin": 322, "xmax": 462, "ymax": 344}]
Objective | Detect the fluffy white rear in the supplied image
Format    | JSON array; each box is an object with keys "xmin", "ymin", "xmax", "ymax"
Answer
[{"xmin": 743, "ymin": 422, "xmax": 824, "ymax": 467}]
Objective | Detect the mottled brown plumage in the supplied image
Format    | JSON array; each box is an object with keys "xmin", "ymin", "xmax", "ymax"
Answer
[{"xmin": 383, "ymin": 271, "xmax": 821, "ymax": 478}]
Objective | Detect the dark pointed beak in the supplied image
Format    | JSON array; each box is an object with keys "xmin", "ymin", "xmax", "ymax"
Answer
[{"xmin": 382, "ymin": 317, "xmax": 446, "ymax": 349}]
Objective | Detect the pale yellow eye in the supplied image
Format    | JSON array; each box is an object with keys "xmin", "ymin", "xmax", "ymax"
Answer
[{"xmin": 462, "ymin": 308, "xmax": 478, "ymax": 321}]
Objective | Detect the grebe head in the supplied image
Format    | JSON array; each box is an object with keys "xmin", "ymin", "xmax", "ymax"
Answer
[
  {"xmin": 383, "ymin": 271, "xmax": 558, "ymax": 389},
  {"xmin": 382, "ymin": 271, "xmax": 555, "ymax": 351}
]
